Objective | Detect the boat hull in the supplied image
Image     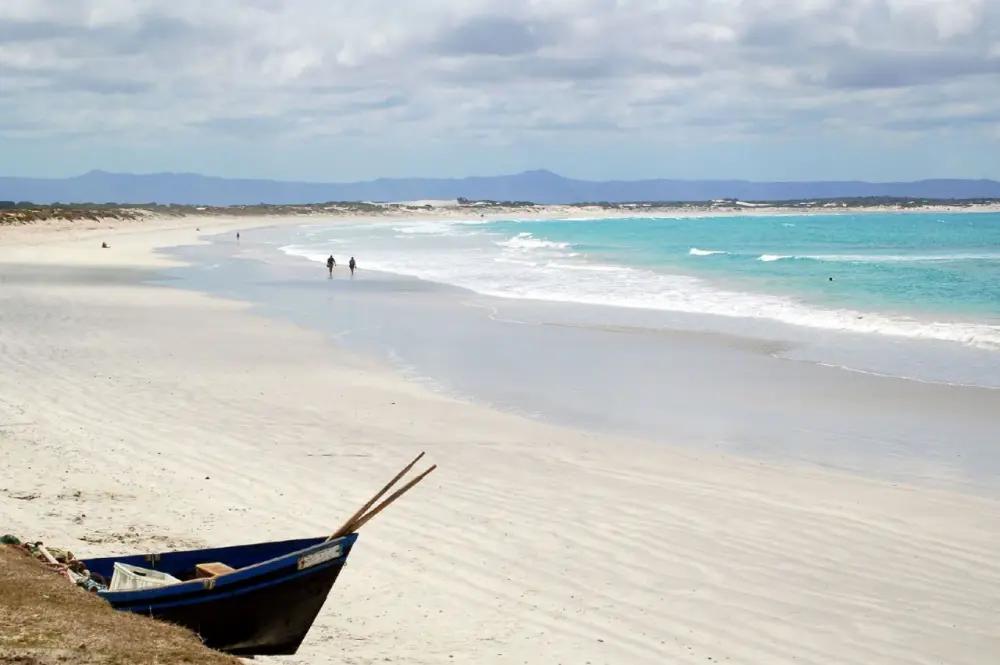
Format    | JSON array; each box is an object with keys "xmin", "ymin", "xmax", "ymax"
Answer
[
  {"xmin": 81, "ymin": 535, "xmax": 356, "ymax": 655},
  {"xmin": 143, "ymin": 556, "xmax": 345, "ymax": 654}
]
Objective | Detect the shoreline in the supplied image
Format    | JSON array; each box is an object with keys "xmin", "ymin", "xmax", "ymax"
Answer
[
  {"xmin": 274, "ymin": 212, "xmax": 1000, "ymax": 362},
  {"xmin": 163, "ymin": 226, "xmax": 1000, "ymax": 493},
  {"xmin": 3, "ymin": 214, "xmax": 1000, "ymax": 663}
]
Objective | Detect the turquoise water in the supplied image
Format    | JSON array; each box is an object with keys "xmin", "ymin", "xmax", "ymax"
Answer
[
  {"xmin": 283, "ymin": 211, "xmax": 1000, "ymax": 351},
  {"xmin": 487, "ymin": 213, "xmax": 1000, "ymax": 321}
]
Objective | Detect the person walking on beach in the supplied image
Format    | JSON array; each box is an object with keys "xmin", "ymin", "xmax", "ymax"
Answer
[
  {"xmin": 326, "ymin": 255, "xmax": 335, "ymax": 277},
  {"xmin": 349, "ymin": 256, "xmax": 356, "ymax": 276}
]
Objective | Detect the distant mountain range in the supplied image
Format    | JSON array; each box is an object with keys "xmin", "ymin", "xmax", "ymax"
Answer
[{"xmin": 2, "ymin": 169, "xmax": 1000, "ymax": 205}]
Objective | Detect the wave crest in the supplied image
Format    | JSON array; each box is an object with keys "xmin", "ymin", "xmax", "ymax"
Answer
[
  {"xmin": 497, "ymin": 232, "xmax": 570, "ymax": 250},
  {"xmin": 807, "ymin": 252, "xmax": 1000, "ymax": 263}
]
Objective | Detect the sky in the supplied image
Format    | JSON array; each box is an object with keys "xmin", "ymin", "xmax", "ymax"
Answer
[{"xmin": 1, "ymin": 0, "xmax": 999, "ymax": 182}]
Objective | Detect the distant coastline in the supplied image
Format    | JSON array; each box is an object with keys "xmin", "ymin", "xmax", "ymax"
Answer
[{"xmin": 4, "ymin": 195, "xmax": 1000, "ymax": 227}]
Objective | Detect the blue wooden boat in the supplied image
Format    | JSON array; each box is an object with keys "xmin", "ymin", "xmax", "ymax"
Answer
[
  {"xmin": 81, "ymin": 534, "xmax": 358, "ymax": 655},
  {"xmin": 77, "ymin": 453, "xmax": 435, "ymax": 656}
]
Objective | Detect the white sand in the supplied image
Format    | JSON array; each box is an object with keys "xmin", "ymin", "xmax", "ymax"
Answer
[{"xmin": 2, "ymin": 215, "xmax": 999, "ymax": 664}]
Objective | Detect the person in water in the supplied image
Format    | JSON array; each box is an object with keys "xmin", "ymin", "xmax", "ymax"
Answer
[
  {"xmin": 348, "ymin": 257, "xmax": 356, "ymax": 276},
  {"xmin": 326, "ymin": 255, "xmax": 335, "ymax": 276}
]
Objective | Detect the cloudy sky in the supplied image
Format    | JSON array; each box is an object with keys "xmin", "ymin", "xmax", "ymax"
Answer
[{"xmin": 1, "ymin": 0, "xmax": 999, "ymax": 182}]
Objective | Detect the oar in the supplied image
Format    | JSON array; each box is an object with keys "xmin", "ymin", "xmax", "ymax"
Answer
[
  {"xmin": 346, "ymin": 464, "xmax": 437, "ymax": 533},
  {"xmin": 328, "ymin": 452, "xmax": 425, "ymax": 541},
  {"xmin": 37, "ymin": 544, "xmax": 74, "ymax": 582}
]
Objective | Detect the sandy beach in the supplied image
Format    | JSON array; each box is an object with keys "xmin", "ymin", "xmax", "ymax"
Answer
[{"xmin": 2, "ymin": 213, "xmax": 1000, "ymax": 664}]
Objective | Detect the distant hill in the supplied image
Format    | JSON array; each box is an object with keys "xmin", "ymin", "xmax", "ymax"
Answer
[{"xmin": 2, "ymin": 169, "xmax": 999, "ymax": 205}]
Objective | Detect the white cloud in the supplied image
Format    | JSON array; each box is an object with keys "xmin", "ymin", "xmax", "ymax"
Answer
[
  {"xmin": 887, "ymin": 0, "xmax": 984, "ymax": 39},
  {"xmin": 0, "ymin": 0, "xmax": 997, "ymax": 178}
]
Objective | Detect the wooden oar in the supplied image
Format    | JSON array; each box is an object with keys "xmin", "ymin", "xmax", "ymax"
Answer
[
  {"xmin": 328, "ymin": 452, "xmax": 425, "ymax": 541},
  {"xmin": 37, "ymin": 544, "xmax": 60, "ymax": 566},
  {"xmin": 345, "ymin": 464, "xmax": 437, "ymax": 533},
  {"xmin": 37, "ymin": 544, "xmax": 74, "ymax": 582}
]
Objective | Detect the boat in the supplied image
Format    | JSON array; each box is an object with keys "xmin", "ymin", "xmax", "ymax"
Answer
[
  {"xmin": 76, "ymin": 452, "xmax": 436, "ymax": 655},
  {"xmin": 81, "ymin": 534, "xmax": 357, "ymax": 655}
]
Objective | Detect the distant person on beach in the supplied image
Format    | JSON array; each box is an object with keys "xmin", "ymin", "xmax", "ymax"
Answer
[
  {"xmin": 349, "ymin": 257, "xmax": 356, "ymax": 276},
  {"xmin": 326, "ymin": 255, "xmax": 335, "ymax": 276},
  {"xmin": 236, "ymin": 232, "xmax": 240, "ymax": 242}
]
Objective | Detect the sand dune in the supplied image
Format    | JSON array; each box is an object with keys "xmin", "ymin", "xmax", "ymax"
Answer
[{"xmin": 1, "ymin": 216, "xmax": 998, "ymax": 664}]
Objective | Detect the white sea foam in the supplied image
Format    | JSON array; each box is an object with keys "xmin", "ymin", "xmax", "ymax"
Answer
[
  {"xmin": 497, "ymin": 232, "xmax": 571, "ymax": 250},
  {"xmin": 804, "ymin": 252, "xmax": 1000, "ymax": 263},
  {"xmin": 393, "ymin": 221, "xmax": 463, "ymax": 235},
  {"xmin": 493, "ymin": 257, "xmax": 538, "ymax": 266},
  {"xmin": 545, "ymin": 262, "xmax": 623, "ymax": 272},
  {"xmin": 279, "ymin": 245, "xmax": 332, "ymax": 264},
  {"xmin": 753, "ymin": 252, "xmax": 1000, "ymax": 264},
  {"xmin": 689, "ymin": 247, "xmax": 726, "ymax": 256}
]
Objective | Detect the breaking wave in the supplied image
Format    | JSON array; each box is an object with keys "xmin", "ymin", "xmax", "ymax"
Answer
[{"xmin": 497, "ymin": 232, "xmax": 571, "ymax": 250}]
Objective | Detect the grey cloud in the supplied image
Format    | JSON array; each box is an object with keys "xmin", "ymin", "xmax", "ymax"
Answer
[
  {"xmin": 0, "ymin": 19, "xmax": 77, "ymax": 43},
  {"xmin": 352, "ymin": 95, "xmax": 407, "ymax": 111},
  {"xmin": 526, "ymin": 56, "xmax": 639, "ymax": 80},
  {"xmin": 0, "ymin": 117, "xmax": 48, "ymax": 132},
  {"xmin": 438, "ymin": 52, "xmax": 699, "ymax": 88},
  {"xmin": 301, "ymin": 83, "xmax": 370, "ymax": 95},
  {"xmin": 435, "ymin": 16, "xmax": 551, "ymax": 56},
  {"xmin": 740, "ymin": 18, "xmax": 804, "ymax": 48},
  {"xmin": 826, "ymin": 51, "xmax": 1000, "ymax": 89},
  {"xmin": 196, "ymin": 115, "xmax": 294, "ymax": 137},
  {"xmin": 300, "ymin": 95, "xmax": 410, "ymax": 118},
  {"xmin": 241, "ymin": 0, "xmax": 284, "ymax": 11},
  {"xmin": 107, "ymin": 14, "xmax": 217, "ymax": 55},
  {"xmin": 883, "ymin": 111, "xmax": 1000, "ymax": 132},
  {"xmin": 525, "ymin": 118, "xmax": 623, "ymax": 133},
  {"xmin": 524, "ymin": 56, "xmax": 624, "ymax": 80},
  {"xmin": 0, "ymin": 63, "xmax": 151, "ymax": 95},
  {"xmin": 0, "ymin": 13, "xmax": 214, "ymax": 54},
  {"xmin": 193, "ymin": 94, "xmax": 410, "ymax": 138},
  {"xmin": 57, "ymin": 75, "xmax": 152, "ymax": 95}
]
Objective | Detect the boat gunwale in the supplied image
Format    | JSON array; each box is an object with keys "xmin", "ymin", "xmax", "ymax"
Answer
[
  {"xmin": 90, "ymin": 534, "xmax": 357, "ymax": 605},
  {"xmin": 102, "ymin": 554, "xmax": 349, "ymax": 612}
]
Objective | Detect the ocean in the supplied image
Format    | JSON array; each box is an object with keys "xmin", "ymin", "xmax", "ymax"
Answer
[{"xmin": 283, "ymin": 212, "xmax": 1000, "ymax": 352}]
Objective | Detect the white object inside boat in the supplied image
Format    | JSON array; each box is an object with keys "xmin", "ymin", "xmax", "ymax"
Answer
[{"xmin": 109, "ymin": 562, "xmax": 181, "ymax": 591}]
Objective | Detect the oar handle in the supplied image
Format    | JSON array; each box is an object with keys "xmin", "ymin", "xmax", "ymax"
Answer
[
  {"xmin": 328, "ymin": 451, "xmax": 425, "ymax": 541},
  {"xmin": 347, "ymin": 465, "xmax": 437, "ymax": 533}
]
